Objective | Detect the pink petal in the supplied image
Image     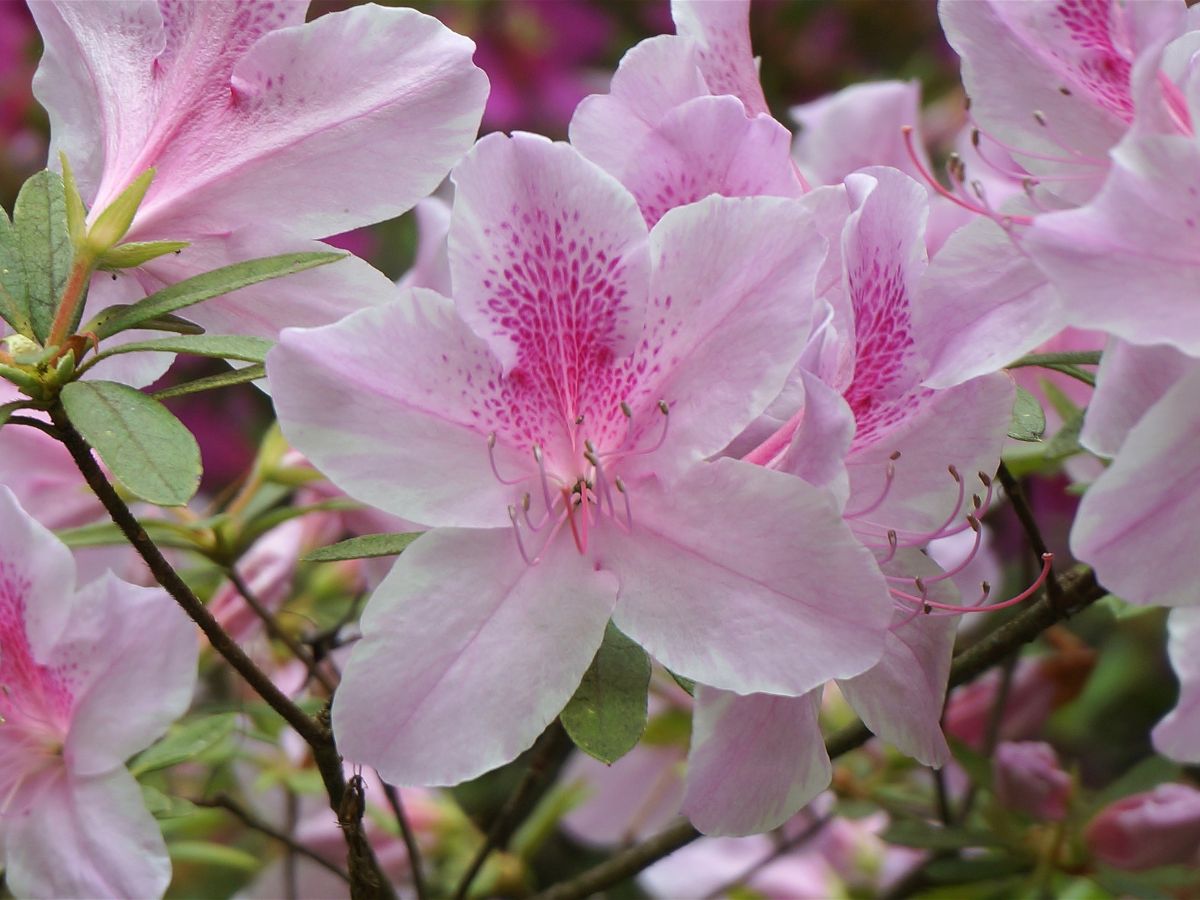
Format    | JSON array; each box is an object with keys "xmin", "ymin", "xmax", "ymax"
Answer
[
  {"xmin": 449, "ymin": 132, "xmax": 651, "ymax": 372},
  {"xmin": 682, "ymin": 687, "xmax": 830, "ymax": 836},
  {"xmin": 791, "ymin": 81, "xmax": 928, "ymax": 187},
  {"xmin": 332, "ymin": 528, "xmax": 618, "ymax": 786},
  {"xmin": 1026, "ymin": 133, "xmax": 1200, "ymax": 355},
  {"xmin": 621, "ymin": 193, "xmax": 826, "ymax": 480},
  {"xmin": 4, "ymin": 766, "xmax": 171, "ymax": 899},
  {"xmin": 844, "ymin": 373, "xmax": 1014, "ymax": 542},
  {"xmin": 605, "ymin": 95, "xmax": 802, "ymax": 227},
  {"xmin": 916, "ymin": 217, "xmax": 1066, "ymax": 388},
  {"xmin": 837, "ymin": 550, "xmax": 957, "ymax": 767},
  {"xmin": 563, "ymin": 743, "xmax": 685, "ymax": 846},
  {"xmin": 1081, "ymin": 339, "xmax": 1192, "ymax": 457},
  {"xmin": 397, "ymin": 197, "xmax": 453, "ymax": 296},
  {"xmin": 670, "ymin": 0, "xmax": 769, "ymax": 116},
  {"xmin": 36, "ymin": 2, "xmax": 487, "ymax": 239},
  {"xmin": 774, "ymin": 370, "xmax": 856, "ymax": 504},
  {"xmin": 569, "ymin": 34, "xmax": 707, "ymax": 178},
  {"xmin": 58, "ymin": 572, "xmax": 197, "ymax": 776},
  {"xmin": 1071, "ymin": 362, "xmax": 1200, "ymax": 608},
  {"xmin": 268, "ymin": 288, "xmax": 522, "ymax": 530},
  {"xmin": 1154, "ymin": 607, "xmax": 1200, "ymax": 762},
  {"xmin": 606, "ymin": 459, "xmax": 891, "ymax": 696}
]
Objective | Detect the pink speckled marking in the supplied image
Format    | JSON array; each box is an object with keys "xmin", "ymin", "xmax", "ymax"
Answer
[
  {"xmin": 1051, "ymin": 0, "xmax": 1135, "ymax": 123},
  {"xmin": 842, "ymin": 253, "xmax": 930, "ymax": 450},
  {"xmin": 0, "ymin": 559, "xmax": 73, "ymax": 736},
  {"xmin": 476, "ymin": 204, "xmax": 644, "ymax": 457}
]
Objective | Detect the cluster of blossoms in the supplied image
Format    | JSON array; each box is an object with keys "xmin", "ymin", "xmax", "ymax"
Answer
[{"xmin": 1, "ymin": 0, "xmax": 1200, "ymax": 896}]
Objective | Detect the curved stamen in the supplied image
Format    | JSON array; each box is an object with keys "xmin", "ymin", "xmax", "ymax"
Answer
[
  {"xmin": 902, "ymin": 126, "xmax": 1034, "ymax": 226},
  {"xmin": 488, "ymin": 433, "xmax": 527, "ymax": 485},
  {"xmin": 844, "ymin": 451, "xmax": 900, "ymax": 520},
  {"xmin": 891, "ymin": 553, "xmax": 1052, "ymax": 616},
  {"xmin": 614, "ymin": 476, "xmax": 634, "ymax": 531},
  {"xmin": 533, "ymin": 445, "xmax": 556, "ymax": 513},
  {"xmin": 604, "ymin": 400, "xmax": 670, "ymax": 461}
]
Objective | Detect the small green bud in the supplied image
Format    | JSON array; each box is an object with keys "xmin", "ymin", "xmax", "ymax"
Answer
[
  {"xmin": 87, "ymin": 168, "xmax": 155, "ymax": 253},
  {"xmin": 98, "ymin": 239, "xmax": 190, "ymax": 270}
]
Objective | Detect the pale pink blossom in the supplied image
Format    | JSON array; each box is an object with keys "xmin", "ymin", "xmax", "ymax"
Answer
[
  {"xmin": 29, "ymin": 0, "xmax": 487, "ymax": 383},
  {"xmin": 268, "ymin": 132, "xmax": 892, "ymax": 792},
  {"xmin": 0, "ymin": 486, "xmax": 197, "ymax": 898}
]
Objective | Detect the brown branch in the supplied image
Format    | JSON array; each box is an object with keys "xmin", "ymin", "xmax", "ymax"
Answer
[
  {"xmin": 454, "ymin": 721, "xmax": 573, "ymax": 900},
  {"xmin": 227, "ymin": 568, "xmax": 337, "ymax": 694},
  {"xmin": 534, "ymin": 565, "xmax": 1106, "ymax": 900},
  {"xmin": 380, "ymin": 778, "xmax": 428, "ymax": 900},
  {"xmin": 49, "ymin": 404, "xmax": 394, "ymax": 900},
  {"xmin": 996, "ymin": 461, "xmax": 1062, "ymax": 604},
  {"xmin": 195, "ymin": 793, "xmax": 350, "ymax": 885}
]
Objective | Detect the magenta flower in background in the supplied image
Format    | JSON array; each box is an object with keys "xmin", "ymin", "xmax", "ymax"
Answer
[
  {"xmin": 29, "ymin": 0, "xmax": 488, "ymax": 383},
  {"xmin": 269, "ymin": 131, "xmax": 893, "ymax": 794},
  {"xmin": 1085, "ymin": 783, "xmax": 1200, "ymax": 871},
  {"xmin": 0, "ymin": 487, "xmax": 197, "ymax": 898}
]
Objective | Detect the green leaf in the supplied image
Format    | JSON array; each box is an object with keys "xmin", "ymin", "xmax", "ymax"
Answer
[
  {"xmin": 55, "ymin": 518, "xmax": 205, "ymax": 552},
  {"xmin": 60, "ymin": 380, "xmax": 201, "ymax": 506},
  {"xmin": 0, "ymin": 210, "xmax": 30, "ymax": 335},
  {"xmin": 167, "ymin": 840, "xmax": 260, "ymax": 873},
  {"xmin": 130, "ymin": 713, "xmax": 239, "ymax": 777},
  {"xmin": 0, "ymin": 399, "xmax": 30, "ymax": 428},
  {"xmin": 152, "ymin": 363, "xmax": 265, "ymax": 400},
  {"xmin": 98, "ymin": 239, "xmax": 190, "ymax": 270},
  {"xmin": 234, "ymin": 498, "xmax": 359, "ymax": 553},
  {"xmin": 1008, "ymin": 386, "xmax": 1046, "ymax": 442},
  {"xmin": 882, "ymin": 819, "xmax": 1001, "ymax": 851},
  {"xmin": 59, "ymin": 153, "xmax": 87, "ymax": 247},
  {"xmin": 949, "ymin": 738, "xmax": 993, "ymax": 790},
  {"xmin": 1008, "ymin": 350, "xmax": 1102, "ymax": 369},
  {"xmin": 668, "ymin": 669, "xmax": 696, "ymax": 696},
  {"xmin": 302, "ymin": 531, "xmax": 422, "ymax": 562},
  {"xmin": 13, "ymin": 169, "xmax": 74, "ymax": 341},
  {"xmin": 561, "ymin": 621, "xmax": 651, "ymax": 765},
  {"xmin": 83, "ymin": 305, "xmax": 204, "ymax": 336},
  {"xmin": 140, "ymin": 784, "xmax": 198, "ymax": 820},
  {"xmin": 92, "ymin": 334, "xmax": 272, "ymax": 365},
  {"xmin": 93, "ymin": 251, "xmax": 343, "ymax": 339},
  {"xmin": 1044, "ymin": 408, "xmax": 1086, "ymax": 461},
  {"xmin": 87, "ymin": 168, "xmax": 153, "ymax": 251}
]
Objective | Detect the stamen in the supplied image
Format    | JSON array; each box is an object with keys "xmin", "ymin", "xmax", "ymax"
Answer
[
  {"xmin": 487, "ymin": 433, "xmax": 526, "ymax": 485},
  {"xmin": 533, "ymin": 445, "xmax": 555, "ymax": 513},
  {"xmin": 843, "ymin": 451, "xmax": 900, "ymax": 520},
  {"xmin": 903, "ymin": 126, "xmax": 1032, "ymax": 225},
  {"xmin": 563, "ymin": 486, "xmax": 585, "ymax": 554},
  {"xmin": 615, "ymin": 476, "xmax": 633, "ymax": 530},
  {"xmin": 509, "ymin": 505, "xmax": 536, "ymax": 565},
  {"xmin": 891, "ymin": 554, "xmax": 1052, "ymax": 616}
]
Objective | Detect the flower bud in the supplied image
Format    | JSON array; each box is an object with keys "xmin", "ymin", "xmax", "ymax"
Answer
[
  {"xmin": 1085, "ymin": 783, "xmax": 1200, "ymax": 871},
  {"xmin": 992, "ymin": 741, "xmax": 1071, "ymax": 820}
]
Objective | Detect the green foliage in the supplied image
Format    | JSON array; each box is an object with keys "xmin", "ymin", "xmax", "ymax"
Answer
[
  {"xmin": 881, "ymin": 819, "xmax": 1002, "ymax": 851},
  {"xmin": 90, "ymin": 334, "xmax": 273, "ymax": 366},
  {"xmin": 98, "ymin": 240, "xmax": 190, "ymax": 270},
  {"xmin": 61, "ymin": 380, "xmax": 202, "ymax": 506},
  {"xmin": 130, "ymin": 713, "xmax": 239, "ymax": 777},
  {"xmin": 93, "ymin": 251, "xmax": 343, "ymax": 339},
  {"xmin": 152, "ymin": 363, "xmax": 266, "ymax": 400},
  {"xmin": 11, "ymin": 170, "xmax": 74, "ymax": 341},
  {"xmin": 302, "ymin": 532, "xmax": 423, "ymax": 562},
  {"xmin": 561, "ymin": 622, "xmax": 651, "ymax": 765},
  {"xmin": 1008, "ymin": 387, "xmax": 1046, "ymax": 442}
]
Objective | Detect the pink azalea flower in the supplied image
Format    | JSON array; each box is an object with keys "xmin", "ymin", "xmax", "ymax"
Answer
[
  {"xmin": 681, "ymin": 168, "xmax": 1015, "ymax": 836},
  {"xmin": 268, "ymin": 131, "xmax": 893, "ymax": 788},
  {"xmin": 1085, "ymin": 783, "xmax": 1200, "ymax": 871},
  {"xmin": 570, "ymin": 0, "xmax": 802, "ymax": 228},
  {"xmin": 917, "ymin": 0, "xmax": 1192, "ymax": 387},
  {"xmin": 0, "ymin": 486, "xmax": 197, "ymax": 898},
  {"xmin": 29, "ymin": 0, "xmax": 488, "ymax": 382}
]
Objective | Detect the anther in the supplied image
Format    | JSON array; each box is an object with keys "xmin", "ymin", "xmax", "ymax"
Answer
[
  {"xmin": 621, "ymin": 401, "xmax": 633, "ymax": 418},
  {"xmin": 657, "ymin": 400, "xmax": 669, "ymax": 416},
  {"xmin": 948, "ymin": 464, "xmax": 960, "ymax": 483},
  {"xmin": 487, "ymin": 432, "xmax": 526, "ymax": 485}
]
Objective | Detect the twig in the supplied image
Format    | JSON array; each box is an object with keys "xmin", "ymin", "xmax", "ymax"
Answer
[
  {"xmin": 996, "ymin": 461, "xmax": 1062, "ymax": 605},
  {"xmin": 533, "ymin": 565, "xmax": 1106, "ymax": 900},
  {"xmin": 50, "ymin": 405, "xmax": 394, "ymax": 900},
  {"xmin": 6, "ymin": 414, "xmax": 58, "ymax": 436},
  {"xmin": 454, "ymin": 721, "xmax": 573, "ymax": 900},
  {"xmin": 380, "ymin": 778, "xmax": 428, "ymax": 900},
  {"xmin": 227, "ymin": 568, "xmax": 336, "ymax": 693},
  {"xmin": 195, "ymin": 793, "xmax": 350, "ymax": 885}
]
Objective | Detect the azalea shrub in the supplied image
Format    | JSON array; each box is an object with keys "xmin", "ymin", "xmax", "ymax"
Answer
[{"xmin": 1, "ymin": 0, "xmax": 1199, "ymax": 898}]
